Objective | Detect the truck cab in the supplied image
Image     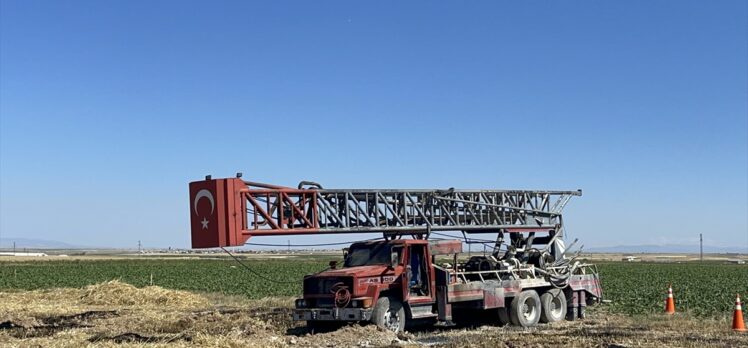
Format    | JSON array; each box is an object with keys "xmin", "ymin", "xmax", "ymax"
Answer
[{"xmin": 293, "ymin": 239, "xmax": 452, "ymax": 332}]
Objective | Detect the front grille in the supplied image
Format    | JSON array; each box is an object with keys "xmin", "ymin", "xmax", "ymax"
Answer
[
  {"xmin": 304, "ymin": 277, "xmax": 353, "ymax": 295},
  {"xmin": 315, "ymin": 298, "xmax": 334, "ymax": 307}
]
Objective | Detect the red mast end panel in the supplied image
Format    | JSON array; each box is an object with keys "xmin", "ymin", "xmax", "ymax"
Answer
[{"xmin": 189, "ymin": 178, "xmax": 248, "ymax": 248}]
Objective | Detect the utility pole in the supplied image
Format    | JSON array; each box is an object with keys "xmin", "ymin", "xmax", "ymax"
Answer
[
  {"xmin": 13, "ymin": 242, "xmax": 16, "ymax": 254},
  {"xmin": 138, "ymin": 240, "xmax": 142, "ymax": 253},
  {"xmin": 699, "ymin": 233, "xmax": 703, "ymax": 262},
  {"xmin": 287, "ymin": 239, "xmax": 291, "ymax": 253}
]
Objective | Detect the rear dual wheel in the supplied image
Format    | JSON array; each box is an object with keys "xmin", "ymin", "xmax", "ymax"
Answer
[
  {"xmin": 509, "ymin": 290, "xmax": 541, "ymax": 327},
  {"xmin": 505, "ymin": 289, "xmax": 567, "ymax": 327},
  {"xmin": 539, "ymin": 289, "xmax": 567, "ymax": 323}
]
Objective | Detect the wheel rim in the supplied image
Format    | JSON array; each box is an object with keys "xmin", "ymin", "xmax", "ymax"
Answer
[
  {"xmin": 382, "ymin": 308, "xmax": 400, "ymax": 332},
  {"xmin": 521, "ymin": 297, "xmax": 537, "ymax": 321},
  {"xmin": 550, "ymin": 296, "xmax": 563, "ymax": 318}
]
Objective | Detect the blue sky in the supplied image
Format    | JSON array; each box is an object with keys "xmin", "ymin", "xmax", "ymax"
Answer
[{"xmin": 1, "ymin": 1, "xmax": 746, "ymax": 250}]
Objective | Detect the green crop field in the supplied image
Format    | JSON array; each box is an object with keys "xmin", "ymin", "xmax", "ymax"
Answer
[
  {"xmin": 598, "ymin": 262, "xmax": 748, "ymax": 317},
  {"xmin": 1, "ymin": 258, "xmax": 746, "ymax": 317},
  {"xmin": 0, "ymin": 258, "xmax": 326, "ymax": 298}
]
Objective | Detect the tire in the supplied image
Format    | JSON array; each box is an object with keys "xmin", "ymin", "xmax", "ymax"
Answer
[
  {"xmin": 497, "ymin": 307, "xmax": 510, "ymax": 326},
  {"xmin": 371, "ymin": 296, "xmax": 406, "ymax": 333},
  {"xmin": 539, "ymin": 289, "xmax": 567, "ymax": 323},
  {"xmin": 509, "ymin": 290, "xmax": 541, "ymax": 327}
]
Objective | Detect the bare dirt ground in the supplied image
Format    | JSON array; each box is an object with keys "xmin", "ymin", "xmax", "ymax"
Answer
[{"xmin": 1, "ymin": 281, "xmax": 746, "ymax": 348}]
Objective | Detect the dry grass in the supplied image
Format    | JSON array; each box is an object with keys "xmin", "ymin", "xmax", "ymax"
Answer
[
  {"xmin": 416, "ymin": 309, "xmax": 748, "ymax": 348},
  {"xmin": 79, "ymin": 280, "xmax": 209, "ymax": 307},
  {"xmin": 1, "ymin": 281, "xmax": 746, "ymax": 347},
  {"xmin": 0, "ymin": 281, "xmax": 397, "ymax": 347}
]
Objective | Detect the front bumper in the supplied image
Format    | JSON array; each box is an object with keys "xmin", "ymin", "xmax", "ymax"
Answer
[{"xmin": 293, "ymin": 307, "xmax": 373, "ymax": 322}]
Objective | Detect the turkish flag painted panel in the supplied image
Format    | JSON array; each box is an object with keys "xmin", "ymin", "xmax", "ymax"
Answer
[{"xmin": 189, "ymin": 178, "xmax": 248, "ymax": 248}]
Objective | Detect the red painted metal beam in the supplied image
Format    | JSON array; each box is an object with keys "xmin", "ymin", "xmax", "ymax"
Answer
[{"xmin": 190, "ymin": 177, "xmax": 576, "ymax": 248}]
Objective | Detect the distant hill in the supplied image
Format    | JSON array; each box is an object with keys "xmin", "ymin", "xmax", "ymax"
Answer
[
  {"xmin": 587, "ymin": 244, "xmax": 747, "ymax": 254},
  {"xmin": 0, "ymin": 237, "xmax": 83, "ymax": 249}
]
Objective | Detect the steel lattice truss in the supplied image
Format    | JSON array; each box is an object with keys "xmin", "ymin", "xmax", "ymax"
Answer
[{"xmin": 241, "ymin": 181, "xmax": 581, "ymax": 237}]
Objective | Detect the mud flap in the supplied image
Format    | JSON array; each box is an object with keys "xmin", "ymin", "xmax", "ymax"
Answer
[
  {"xmin": 566, "ymin": 290, "xmax": 578, "ymax": 321},
  {"xmin": 437, "ymin": 285, "xmax": 451, "ymax": 321}
]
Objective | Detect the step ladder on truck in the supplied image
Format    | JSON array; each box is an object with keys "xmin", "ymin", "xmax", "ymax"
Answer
[{"xmin": 189, "ymin": 174, "xmax": 602, "ymax": 333}]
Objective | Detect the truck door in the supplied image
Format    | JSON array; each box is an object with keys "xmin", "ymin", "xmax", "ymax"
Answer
[{"xmin": 406, "ymin": 244, "xmax": 432, "ymax": 301}]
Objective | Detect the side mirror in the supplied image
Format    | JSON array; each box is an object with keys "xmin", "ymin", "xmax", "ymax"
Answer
[{"xmin": 329, "ymin": 260, "xmax": 338, "ymax": 270}]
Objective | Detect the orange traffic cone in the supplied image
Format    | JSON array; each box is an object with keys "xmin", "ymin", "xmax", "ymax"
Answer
[
  {"xmin": 733, "ymin": 294, "xmax": 746, "ymax": 332},
  {"xmin": 664, "ymin": 284, "xmax": 675, "ymax": 314}
]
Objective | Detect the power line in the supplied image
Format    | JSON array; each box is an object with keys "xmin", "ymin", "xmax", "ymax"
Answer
[{"xmin": 221, "ymin": 247, "xmax": 302, "ymax": 284}]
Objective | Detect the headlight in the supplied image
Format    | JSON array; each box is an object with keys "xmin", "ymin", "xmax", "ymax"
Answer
[
  {"xmin": 295, "ymin": 299, "xmax": 307, "ymax": 308},
  {"xmin": 351, "ymin": 300, "xmax": 359, "ymax": 307}
]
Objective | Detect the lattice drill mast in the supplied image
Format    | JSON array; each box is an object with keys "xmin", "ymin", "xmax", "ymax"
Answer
[{"xmin": 190, "ymin": 175, "xmax": 580, "ymax": 259}]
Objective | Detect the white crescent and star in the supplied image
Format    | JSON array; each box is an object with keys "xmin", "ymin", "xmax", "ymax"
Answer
[{"xmin": 194, "ymin": 189, "xmax": 215, "ymax": 230}]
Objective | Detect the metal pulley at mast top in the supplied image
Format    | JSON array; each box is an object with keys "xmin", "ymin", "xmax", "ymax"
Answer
[{"xmin": 189, "ymin": 173, "xmax": 581, "ymax": 249}]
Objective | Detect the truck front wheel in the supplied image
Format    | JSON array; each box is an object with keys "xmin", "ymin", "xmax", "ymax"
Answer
[
  {"xmin": 509, "ymin": 290, "xmax": 541, "ymax": 327},
  {"xmin": 371, "ymin": 296, "xmax": 405, "ymax": 333}
]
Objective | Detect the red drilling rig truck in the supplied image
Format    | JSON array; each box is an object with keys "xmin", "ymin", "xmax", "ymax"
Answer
[{"xmin": 189, "ymin": 175, "xmax": 602, "ymax": 333}]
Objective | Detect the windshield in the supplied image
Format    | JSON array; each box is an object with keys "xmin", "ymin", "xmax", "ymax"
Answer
[{"xmin": 344, "ymin": 243, "xmax": 397, "ymax": 267}]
